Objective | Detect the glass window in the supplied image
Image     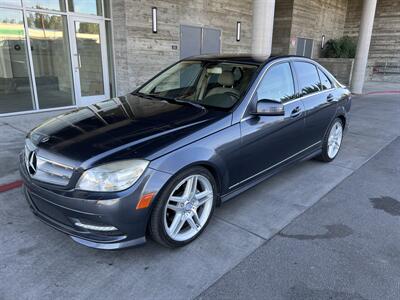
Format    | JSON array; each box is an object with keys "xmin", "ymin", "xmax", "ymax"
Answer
[
  {"xmin": 138, "ymin": 61, "xmax": 257, "ymax": 109},
  {"xmin": 74, "ymin": 21, "xmax": 104, "ymax": 96},
  {"xmin": 318, "ymin": 68, "xmax": 333, "ymax": 90},
  {"xmin": 0, "ymin": 8, "xmax": 34, "ymax": 114},
  {"xmin": 24, "ymin": 0, "xmax": 66, "ymax": 11},
  {"xmin": 142, "ymin": 62, "xmax": 202, "ymax": 94},
  {"xmin": 27, "ymin": 13, "xmax": 74, "ymax": 109},
  {"xmin": 256, "ymin": 63, "xmax": 295, "ymax": 103},
  {"xmin": 68, "ymin": 0, "xmax": 103, "ymax": 16},
  {"xmin": 1, "ymin": 0, "xmax": 22, "ymax": 6},
  {"xmin": 293, "ymin": 62, "xmax": 321, "ymax": 96}
]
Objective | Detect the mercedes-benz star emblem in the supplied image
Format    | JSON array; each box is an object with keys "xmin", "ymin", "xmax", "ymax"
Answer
[
  {"xmin": 28, "ymin": 151, "xmax": 37, "ymax": 175},
  {"xmin": 41, "ymin": 136, "xmax": 50, "ymax": 143}
]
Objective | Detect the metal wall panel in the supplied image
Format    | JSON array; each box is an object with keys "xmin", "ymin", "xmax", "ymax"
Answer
[
  {"xmin": 201, "ymin": 28, "xmax": 221, "ymax": 55},
  {"xmin": 180, "ymin": 25, "xmax": 202, "ymax": 59}
]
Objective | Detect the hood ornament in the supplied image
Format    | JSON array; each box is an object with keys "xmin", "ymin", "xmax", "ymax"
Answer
[{"xmin": 41, "ymin": 136, "xmax": 50, "ymax": 143}]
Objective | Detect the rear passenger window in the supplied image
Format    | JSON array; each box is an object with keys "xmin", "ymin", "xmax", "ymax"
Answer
[
  {"xmin": 293, "ymin": 62, "xmax": 321, "ymax": 96},
  {"xmin": 318, "ymin": 68, "xmax": 333, "ymax": 90},
  {"xmin": 256, "ymin": 62, "xmax": 296, "ymax": 103}
]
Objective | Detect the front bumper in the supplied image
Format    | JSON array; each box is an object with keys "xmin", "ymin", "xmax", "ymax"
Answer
[{"xmin": 20, "ymin": 154, "xmax": 171, "ymax": 249}]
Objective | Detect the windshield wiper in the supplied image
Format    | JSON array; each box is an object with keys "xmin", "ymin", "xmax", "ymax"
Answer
[
  {"xmin": 131, "ymin": 91, "xmax": 156, "ymax": 100},
  {"xmin": 132, "ymin": 92, "xmax": 206, "ymax": 110},
  {"xmin": 172, "ymin": 99, "xmax": 206, "ymax": 110}
]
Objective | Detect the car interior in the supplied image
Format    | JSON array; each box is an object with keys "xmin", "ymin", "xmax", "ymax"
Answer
[{"xmin": 138, "ymin": 61, "xmax": 258, "ymax": 109}]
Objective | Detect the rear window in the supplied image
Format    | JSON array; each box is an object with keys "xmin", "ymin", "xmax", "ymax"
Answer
[{"xmin": 318, "ymin": 68, "xmax": 333, "ymax": 90}]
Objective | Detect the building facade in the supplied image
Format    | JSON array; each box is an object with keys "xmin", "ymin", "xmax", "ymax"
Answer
[
  {"xmin": 272, "ymin": 0, "xmax": 400, "ymax": 83},
  {"xmin": 0, "ymin": 0, "xmax": 399, "ymax": 116}
]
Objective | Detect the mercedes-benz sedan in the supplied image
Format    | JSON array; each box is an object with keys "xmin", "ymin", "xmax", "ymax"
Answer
[{"xmin": 20, "ymin": 55, "xmax": 351, "ymax": 249}]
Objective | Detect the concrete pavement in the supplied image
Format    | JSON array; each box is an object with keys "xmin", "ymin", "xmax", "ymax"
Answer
[
  {"xmin": 0, "ymin": 91, "xmax": 399, "ymax": 299},
  {"xmin": 199, "ymin": 137, "xmax": 400, "ymax": 300}
]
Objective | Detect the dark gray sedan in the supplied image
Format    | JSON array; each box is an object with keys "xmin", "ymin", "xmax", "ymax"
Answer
[{"xmin": 21, "ymin": 55, "xmax": 351, "ymax": 249}]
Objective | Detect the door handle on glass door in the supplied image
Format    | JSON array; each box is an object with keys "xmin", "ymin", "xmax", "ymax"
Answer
[{"xmin": 74, "ymin": 53, "xmax": 81, "ymax": 70}]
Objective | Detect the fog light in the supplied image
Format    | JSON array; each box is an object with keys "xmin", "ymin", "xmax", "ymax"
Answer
[{"xmin": 74, "ymin": 221, "xmax": 118, "ymax": 232}]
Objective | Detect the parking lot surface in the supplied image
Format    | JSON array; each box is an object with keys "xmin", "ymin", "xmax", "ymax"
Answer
[
  {"xmin": 199, "ymin": 136, "xmax": 400, "ymax": 300},
  {"xmin": 0, "ymin": 91, "xmax": 399, "ymax": 299}
]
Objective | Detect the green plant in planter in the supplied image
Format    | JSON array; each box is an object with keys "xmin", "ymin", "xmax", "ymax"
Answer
[{"xmin": 323, "ymin": 36, "xmax": 356, "ymax": 58}]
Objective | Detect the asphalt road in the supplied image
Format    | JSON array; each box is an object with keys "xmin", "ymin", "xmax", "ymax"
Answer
[{"xmin": 0, "ymin": 93, "xmax": 399, "ymax": 299}]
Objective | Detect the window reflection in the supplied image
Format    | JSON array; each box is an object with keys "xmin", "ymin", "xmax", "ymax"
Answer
[
  {"xmin": 293, "ymin": 62, "xmax": 322, "ymax": 96},
  {"xmin": 75, "ymin": 21, "xmax": 104, "ymax": 96},
  {"xmin": 318, "ymin": 68, "xmax": 333, "ymax": 90},
  {"xmin": 1, "ymin": 0, "xmax": 22, "ymax": 6},
  {"xmin": 0, "ymin": 9, "xmax": 34, "ymax": 113},
  {"xmin": 27, "ymin": 13, "xmax": 74, "ymax": 109},
  {"xmin": 257, "ymin": 63, "xmax": 296, "ymax": 103},
  {"xmin": 24, "ymin": 0, "xmax": 66, "ymax": 11},
  {"xmin": 68, "ymin": 0, "xmax": 103, "ymax": 16}
]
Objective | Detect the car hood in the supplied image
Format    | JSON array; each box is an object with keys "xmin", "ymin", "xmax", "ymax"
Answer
[{"xmin": 29, "ymin": 94, "xmax": 231, "ymax": 168}]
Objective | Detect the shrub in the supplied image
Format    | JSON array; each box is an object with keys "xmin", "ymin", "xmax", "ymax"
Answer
[{"xmin": 322, "ymin": 36, "xmax": 357, "ymax": 58}]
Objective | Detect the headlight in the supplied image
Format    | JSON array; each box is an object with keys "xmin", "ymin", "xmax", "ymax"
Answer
[{"xmin": 76, "ymin": 159, "xmax": 149, "ymax": 192}]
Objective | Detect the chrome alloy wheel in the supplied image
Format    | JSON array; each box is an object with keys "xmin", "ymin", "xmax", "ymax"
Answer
[
  {"xmin": 164, "ymin": 174, "xmax": 214, "ymax": 241},
  {"xmin": 327, "ymin": 120, "xmax": 343, "ymax": 159}
]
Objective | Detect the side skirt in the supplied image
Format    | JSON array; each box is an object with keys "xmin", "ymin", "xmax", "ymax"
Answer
[{"xmin": 220, "ymin": 148, "xmax": 322, "ymax": 203}]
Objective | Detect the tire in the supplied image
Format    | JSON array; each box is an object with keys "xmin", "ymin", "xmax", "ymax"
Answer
[
  {"xmin": 316, "ymin": 118, "xmax": 344, "ymax": 162},
  {"xmin": 149, "ymin": 166, "xmax": 216, "ymax": 248}
]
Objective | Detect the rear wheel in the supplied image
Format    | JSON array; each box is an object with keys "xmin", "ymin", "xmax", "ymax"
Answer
[
  {"xmin": 316, "ymin": 118, "xmax": 344, "ymax": 162},
  {"xmin": 149, "ymin": 167, "xmax": 216, "ymax": 248}
]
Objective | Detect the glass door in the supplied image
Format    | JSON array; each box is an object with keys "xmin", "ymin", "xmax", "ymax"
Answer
[{"xmin": 69, "ymin": 16, "xmax": 109, "ymax": 106}]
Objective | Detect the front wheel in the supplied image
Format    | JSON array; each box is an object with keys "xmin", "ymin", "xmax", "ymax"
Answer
[
  {"xmin": 149, "ymin": 167, "xmax": 216, "ymax": 248},
  {"xmin": 316, "ymin": 118, "xmax": 344, "ymax": 162}
]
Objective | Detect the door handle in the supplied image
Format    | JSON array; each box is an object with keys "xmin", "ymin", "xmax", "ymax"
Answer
[
  {"xmin": 73, "ymin": 53, "xmax": 81, "ymax": 71},
  {"xmin": 290, "ymin": 106, "xmax": 302, "ymax": 118},
  {"xmin": 327, "ymin": 94, "xmax": 334, "ymax": 102},
  {"xmin": 78, "ymin": 54, "xmax": 82, "ymax": 69},
  {"xmin": 74, "ymin": 53, "xmax": 82, "ymax": 69}
]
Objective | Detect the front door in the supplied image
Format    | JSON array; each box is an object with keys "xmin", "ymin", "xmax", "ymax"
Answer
[
  {"xmin": 69, "ymin": 16, "xmax": 110, "ymax": 106},
  {"xmin": 235, "ymin": 62, "xmax": 307, "ymax": 188}
]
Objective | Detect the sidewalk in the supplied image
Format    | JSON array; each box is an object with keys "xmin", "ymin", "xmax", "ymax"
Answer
[{"xmin": 362, "ymin": 81, "xmax": 400, "ymax": 94}]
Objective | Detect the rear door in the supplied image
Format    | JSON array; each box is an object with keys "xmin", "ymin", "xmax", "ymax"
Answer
[
  {"xmin": 235, "ymin": 61, "xmax": 307, "ymax": 188},
  {"xmin": 292, "ymin": 61, "xmax": 338, "ymax": 146}
]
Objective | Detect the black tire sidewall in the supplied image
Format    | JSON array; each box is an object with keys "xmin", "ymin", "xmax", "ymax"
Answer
[{"xmin": 150, "ymin": 166, "xmax": 217, "ymax": 248}]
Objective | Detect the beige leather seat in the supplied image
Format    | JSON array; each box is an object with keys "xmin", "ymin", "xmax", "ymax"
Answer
[{"xmin": 205, "ymin": 71, "xmax": 240, "ymax": 98}]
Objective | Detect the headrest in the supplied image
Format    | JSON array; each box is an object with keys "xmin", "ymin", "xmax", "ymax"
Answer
[{"xmin": 218, "ymin": 71, "xmax": 234, "ymax": 86}]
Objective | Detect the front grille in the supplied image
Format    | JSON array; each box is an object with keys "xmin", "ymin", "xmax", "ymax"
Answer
[{"xmin": 24, "ymin": 140, "xmax": 74, "ymax": 186}]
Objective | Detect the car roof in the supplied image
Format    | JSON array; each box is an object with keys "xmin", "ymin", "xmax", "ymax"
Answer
[{"xmin": 181, "ymin": 54, "xmax": 310, "ymax": 65}]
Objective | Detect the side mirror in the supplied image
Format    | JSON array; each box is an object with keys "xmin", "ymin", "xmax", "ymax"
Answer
[{"xmin": 254, "ymin": 99, "xmax": 284, "ymax": 116}]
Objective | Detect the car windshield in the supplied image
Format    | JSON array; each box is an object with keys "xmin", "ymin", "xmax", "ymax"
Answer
[{"xmin": 137, "ymin": 61, "xmax": 258, "ymax": 109}]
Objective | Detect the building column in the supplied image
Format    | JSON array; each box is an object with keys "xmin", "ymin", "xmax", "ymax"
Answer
[
  {"xmin": 251, "ymin": 0, "xmax": 276, "ymax": 57},
  {"xmin": 350, "ymin": 0, "xmax": 377, "ymax": 94}
]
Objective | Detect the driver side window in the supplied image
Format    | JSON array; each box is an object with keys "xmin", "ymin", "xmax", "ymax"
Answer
[{"xmin": 256, "ymin": 62, "xmax": 296, "ymax": 103}]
